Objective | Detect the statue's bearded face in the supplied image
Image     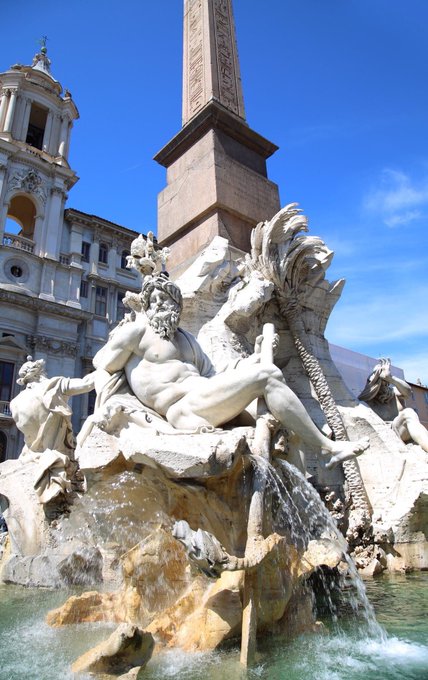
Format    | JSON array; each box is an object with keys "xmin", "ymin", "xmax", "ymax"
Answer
[{"xmin": 145, "ymin": 289, "xmax": 181, "ymax": 339}]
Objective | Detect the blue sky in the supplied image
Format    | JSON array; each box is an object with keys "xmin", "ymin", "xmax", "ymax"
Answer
[{"xmin": 2, "ymin": 1, "xmax": 428, "ymax": 384}]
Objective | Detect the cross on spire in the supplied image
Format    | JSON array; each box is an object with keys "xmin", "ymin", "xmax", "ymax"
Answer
[{"xmin": 38, "ymin": 36, "xmax": 49, "ymax": 53}]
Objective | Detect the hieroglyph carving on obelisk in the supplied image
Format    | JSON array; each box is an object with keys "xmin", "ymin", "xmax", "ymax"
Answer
[{"xmin": 182, "ymin": 0, "xmax": 246, "ymax": 125}]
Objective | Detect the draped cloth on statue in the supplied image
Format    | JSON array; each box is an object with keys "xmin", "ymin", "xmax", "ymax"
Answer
[{"xmin": 15, "ymin": 376, "xmax": 76, "ymax": 459}]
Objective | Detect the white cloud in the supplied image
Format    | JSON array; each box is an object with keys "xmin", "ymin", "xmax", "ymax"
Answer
[
  {"xmin": 384, "ymin": 209, "xmax": 422, "ymax": 227},
  {"xmin": 363, "ymin": 168, "xmax": 428, "ymax": 227},
  {"xmin": 328, "ymin": 288, "xmax": 428, "ymax": 346}
]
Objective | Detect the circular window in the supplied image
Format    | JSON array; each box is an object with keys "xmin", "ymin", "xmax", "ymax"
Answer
[
  {"xmin": 10, "ymin": 265, "xmax": 23, "ymax": 278},
  {"xmin": 4, "ymin": 257, "xmax": 30, "ymax": 283}
]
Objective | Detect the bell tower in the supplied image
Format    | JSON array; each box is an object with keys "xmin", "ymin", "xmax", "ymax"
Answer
[
  {"xmin": 0, "ymin": 41, "xmax": 79, "ymax": 261},
  {"xmin": 155, "ymin": 0, "xmax": 280, "ymax": 276}
]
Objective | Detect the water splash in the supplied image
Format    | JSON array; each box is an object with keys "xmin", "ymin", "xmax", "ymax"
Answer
[{"xmin": 248, "ymin": 455, "xmax": 385, "ymax": 639}]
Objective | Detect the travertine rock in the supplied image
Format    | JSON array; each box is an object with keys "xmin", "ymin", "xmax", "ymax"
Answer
[
  {"xmin": 71, "ymin": 623, "xmax": 154, "ymax": 676},
  {"xmin": 47, "ymin": 591, "xmax": 120, "ymax": 627},
  {"xmin": 0, "ymin": 458, "xmax": 47, "ymax": 557},
  {"xmin": 112, "ymin": 426, "xmax": 251, "ymax": 479},
  {"xmin": 341, "ymin": 403, "xmax": 428, "ymax": 570}
]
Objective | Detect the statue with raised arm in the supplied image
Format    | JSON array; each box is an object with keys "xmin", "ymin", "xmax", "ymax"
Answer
[
  {"xmin": 10, "ymin": 357, "xmax": 95, "ymax": 505},
  {"xmin": 92, "ymin": 273, "xmax": 369, "ymax": 469},
  {"xmin": 359, "ymin": 358, "xmax": 428, "ymax": 453}
]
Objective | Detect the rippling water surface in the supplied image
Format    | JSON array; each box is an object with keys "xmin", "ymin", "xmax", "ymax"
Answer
[{"xmin": 1, "ymin": 572, "xmax": 427, "ymax": 679}]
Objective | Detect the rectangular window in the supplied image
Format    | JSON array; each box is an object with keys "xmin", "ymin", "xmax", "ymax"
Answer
[
  {"xmin": 116, "ymin": 291, "xmax": 126, "ymax": 322},
  {"xmin": 98, "ymin": 243, "xmax": 108, "ymax": 265},
  {"xmin": 87, "ymin": 390, "xmax": 96, "ymax": 416},
  {"xmin": 81, "ymin": 241, "xmax": 91, "ymax": 262},
  {"xmin": 80, "ymin": 279, "xmax": 88, "ymax": 298},
  {"xmin": 121, "ymin": 250, "xmax": 130, "ymax": 269},
  {"xmin": 95, "ymin": 285, "xmax": 107, "ymax": 316},
  {"xmin": 0, "ymin": 361, "xmax": 14, "ymax": 402}
]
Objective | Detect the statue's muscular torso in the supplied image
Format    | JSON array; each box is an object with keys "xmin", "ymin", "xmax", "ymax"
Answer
[{"xmin": 94, "ymin": 315, "xmax": 210, "ymax": 416}]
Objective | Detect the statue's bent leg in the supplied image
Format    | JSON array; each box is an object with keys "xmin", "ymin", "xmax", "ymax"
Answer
[
  {"xmin": 165, "ymin": 364, "xmax": 369, "ymax": 465},
  {"xmin": 393, "ymin": 409, "xmax": 428, "ymax": 452},
  {"xmin": 165, "ymin": 365, "xmax": 278, "ymax": 430},
  {"xmin": 263, "ymin": 374, "xmax": 369, "ymax": 466}
]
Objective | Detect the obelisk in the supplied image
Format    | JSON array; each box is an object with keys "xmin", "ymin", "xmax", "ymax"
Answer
[{"xmin": 155, "ymin": 0, "xmax": 280, "ymax": 276}]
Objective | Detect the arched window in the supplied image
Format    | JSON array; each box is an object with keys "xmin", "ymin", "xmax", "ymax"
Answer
[
  {"xmin": 6, "ymin": 195, "xmax": 36, "ymax": 240},
  {"xmin": 120, "ymin": 250, "xmax": 130, "ymax": 269},
  {"xmin": 25, "ymin": 103, "xmax": 48, "ymax": 150},
  {"xmin": 98, "ymin": 242, "xmax": 108, "ymax": 265}
]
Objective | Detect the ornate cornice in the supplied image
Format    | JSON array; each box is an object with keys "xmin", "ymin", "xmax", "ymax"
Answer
[
  {"xmin": 0, "ymin": 287, "xmax": 91, "ymax": 321},
  {"xmin": 64, "ymin": 208, "xmax": 141, "ymax": 242}
]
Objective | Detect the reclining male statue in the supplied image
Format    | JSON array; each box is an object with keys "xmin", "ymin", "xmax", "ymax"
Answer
[{"xmin": 90, "ymin": 274, "xmax": 369, "ymax": 469}]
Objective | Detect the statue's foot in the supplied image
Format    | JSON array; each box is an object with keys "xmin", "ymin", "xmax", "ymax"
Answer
[{"xmin": 324, "ymin": 437, "xmax": 369, "ymax": 470}]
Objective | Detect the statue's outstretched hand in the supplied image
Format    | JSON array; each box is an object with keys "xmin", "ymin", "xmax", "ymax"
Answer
[{"xmin": 378, "ymin": 357, "xmax": 392, "ymax": 381}]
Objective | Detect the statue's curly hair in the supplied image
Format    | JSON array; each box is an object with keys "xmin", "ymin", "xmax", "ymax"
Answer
[
  {"xmin": 17, "ymin": 356, "xmax": 46, "ymax": 385},
  {"xmin": 141, "ymin": 275, "xmax": 183, "ymax": 312}
]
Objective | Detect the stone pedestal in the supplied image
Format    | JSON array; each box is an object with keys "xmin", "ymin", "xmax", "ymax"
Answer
[{"xmin": 155, "ymin": 102, "xmax": 280, "ymax": 276}]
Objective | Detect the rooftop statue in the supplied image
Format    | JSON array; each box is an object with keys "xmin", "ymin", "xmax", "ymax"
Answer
[
  {"xmin": 359, "ymin": 357, "xmax": 428, "ymax": 453},
  {"xmin": 90, "ymin": 271, "xmax": 368, "ymax": 469}
]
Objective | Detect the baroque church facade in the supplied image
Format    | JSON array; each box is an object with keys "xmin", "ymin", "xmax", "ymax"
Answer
[{"xmin": 0, "ymin": 46, "xmax": 141, "ymax": 461}]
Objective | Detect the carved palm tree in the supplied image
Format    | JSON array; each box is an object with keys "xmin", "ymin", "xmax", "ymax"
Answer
[{"xmin": 246, "ymin": 204, "xmax": 372, "ymax": 542}]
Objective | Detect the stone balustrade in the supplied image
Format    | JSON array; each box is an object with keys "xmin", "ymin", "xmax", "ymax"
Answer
[
  {"xmin": 3, "ymin": 232, "xmax": 35, "ymax": 254},
  {"xmin": 0, "ymin": 401, "xmax": 12, "ymax": 418}
]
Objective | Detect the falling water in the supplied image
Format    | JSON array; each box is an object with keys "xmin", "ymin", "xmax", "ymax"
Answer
[
  {"xmin": 251, "ymin": 455, "xmax": 385, "ymax": 638},
  {"xmin": 1, "ymin": 460, "xmax": 428, "ymax": 678}
]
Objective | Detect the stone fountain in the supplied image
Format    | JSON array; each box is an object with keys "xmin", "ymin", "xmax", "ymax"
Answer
[{"xmin": 1, "ymin": 205, "xmax": 427, "ymax": 677}]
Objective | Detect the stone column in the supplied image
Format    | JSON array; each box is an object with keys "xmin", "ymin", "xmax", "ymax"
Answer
[
  {"xmin": 51, "ymin": 113, "xmax": 61, "ymax": 156},
  {"xmin": 58, "ymin": 115, "xmax": 69, "ymax": 157},
  {"xmin": 92, "ymin": 230, "xmax": 101, "ymax": 265},
  {"xmin": 0, "ymin": 164, "xmax": 7, "ymax": 242},
  {"xmin": 109, "ymin": 238, "xmax": 118, "ymax": 274},
  {"xmin": 69, "ymin": 224, "xmax": 83, "ymax": 265},
  {"xmin": 44, "ymin": 187, "xmax": 66, "ymax": 259},
  {"xmin": 66, "ymin": 266, "xmax": 82, "ymax": 308},
  {"xmin": 42, "ymin": 111, "xmax": 54, "ymax": 154},
  {"xmin": 3, "ymin": 89, "xmax": 17, "ymax": 133},
  {"xmin": 39, "ymin": 260, "xmax": 57, "ymax": 301},
  {"xmin": 19, "ymin": 97, "xmax": 32, "ymax": 141},
  {"xmin": 32, "ymin": 213, "xmax": 45, "ymax": 257},
  {"xmin": 0, "ymin": 90, "xmax": 10, "ymax": 130},
  {"xmin": 64, "ymin": 121, "xmax": 72, "ymax": 159}
]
